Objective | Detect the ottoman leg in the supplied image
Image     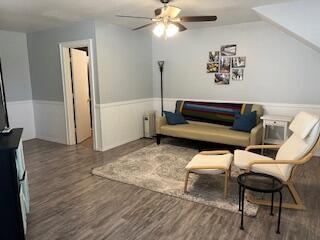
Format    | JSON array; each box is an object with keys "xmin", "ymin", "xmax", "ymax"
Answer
[
  {"xmin": 224, "ymin": 170, "xmax": 229, "ymax": 198},
  {"xmin": 184, "ymin": 171, "xmax": 190, "ymax": 193}
]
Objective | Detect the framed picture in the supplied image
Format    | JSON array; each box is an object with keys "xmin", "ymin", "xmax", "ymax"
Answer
[
  {"xmin": 219, "ymin": 57, "xmax": 231, "ymax": 73},
  {"xmin": 232, "ymin": 68, "xmax": 244, "ymax": 81},
  {"xmin": 232, "ymin": 57, "xmax": 246, "ymax": 68},
  {"xmin": 207, "ymin": 63, "xmax": 219, "ymax": 73},
  {"xmin": 215, "ymin": 73, "xmax": 230, "ymax": 85},
  {"xmin": 209, "ymin": 51, "xmax": 219, "ymax": 63},
  {"xmin": 221, "ymin": 44, "xmax": 236, "ymax": 56}
]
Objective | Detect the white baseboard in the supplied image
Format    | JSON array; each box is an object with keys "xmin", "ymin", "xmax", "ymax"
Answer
[
  {"xmin": 97, "ymin": 98, "xmax": 154, "ymax": 151},
  {"xmin": 7, "ymin": 100, "xmax": 36, "ymax": 141},
  {"xmin": 33, "ymin": 100, "xmax": 67, "ymax": 144}
]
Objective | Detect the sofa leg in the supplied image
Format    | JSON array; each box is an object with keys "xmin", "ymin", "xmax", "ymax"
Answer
[{"xmin": 156, "ymin": 134, "xmax": 161, "ymax": 145}]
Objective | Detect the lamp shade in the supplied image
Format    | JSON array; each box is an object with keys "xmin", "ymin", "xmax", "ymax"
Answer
[
  {"xmin": 166, "ymin": 23, "xmax": 179, "ymax": 38},
  {"xmin": 153, "ymin": 23, "xmax": 165, "ymax": 37}
]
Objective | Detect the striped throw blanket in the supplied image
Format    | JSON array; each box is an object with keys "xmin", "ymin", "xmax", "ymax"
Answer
[{"xmin": 176, "ymin": 100, "xmax": 253, "ymax": 126}]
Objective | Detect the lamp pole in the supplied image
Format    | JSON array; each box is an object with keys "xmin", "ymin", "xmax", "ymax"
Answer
[{"xmin": 158, "ymin": 61, "xmax": 164, "ymax": 116}]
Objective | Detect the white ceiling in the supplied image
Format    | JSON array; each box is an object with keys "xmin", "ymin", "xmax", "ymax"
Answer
[{"xmin": 0, "ymin": 0, "xmax": 296, "ymax": 33}]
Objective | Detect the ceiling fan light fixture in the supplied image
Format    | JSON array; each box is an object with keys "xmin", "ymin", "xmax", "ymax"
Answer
[
  {"xmin": 153, "ymin": 23, "xmax": 165, "ymax": 37},
  {"xmin": 117, "ymin": 0, "xmax": 217, "ymax": 38},
  {"xmin": 165, "ymin": 23, "xmax": 179, "ymax": 38}
]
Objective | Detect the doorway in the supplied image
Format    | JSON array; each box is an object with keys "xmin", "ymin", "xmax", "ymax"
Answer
[{"xmin": 59, "ymin": 39, "xmax": 98, "ymax": 150}]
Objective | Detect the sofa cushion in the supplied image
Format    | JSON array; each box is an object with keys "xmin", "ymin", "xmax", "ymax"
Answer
[
  {"xmin": 160, "ymin": 122, "xmax": 250, "ymax": 147},
  {"xmin": 176, "ymin": 100, "xmax": 261, "ymax": 127},
  {"xmin": 232, "ymin": 111, "xmax": 257, "ymax": 133},
  {"xmin": 163, "ymin": 111, "xmax": 188, "ymax": 125},
  {"xmin": 176, "ymin": 101, "xmax": 242, "ymax": 126}
]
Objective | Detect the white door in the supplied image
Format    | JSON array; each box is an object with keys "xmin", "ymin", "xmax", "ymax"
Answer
[{"xmin": 70, "ymin": 48, "xmax": 91, "ymax": 143}]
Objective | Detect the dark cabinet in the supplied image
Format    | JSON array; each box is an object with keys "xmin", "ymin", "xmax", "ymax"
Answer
[{"xmin": 0, "ymin": 129, "xmax": 29, "ymax": 240}]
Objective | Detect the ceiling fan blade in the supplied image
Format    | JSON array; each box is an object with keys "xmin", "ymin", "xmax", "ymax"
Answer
[
  {"xmin": 179, "ymin": 16, "xmax": 217, "ymax": 22},
  {"xmin": 164, "ymin": 6, "xmax": 181, "ymax": 18},
  {"xmin": 116, "ymin": 15, "xmax": 153, "ymax": 20},
  {"xmin": 155, "ymin": 6, "xmax": 181, "ymax": 18},
  {"xmin": 173, "ymin": 22, "xmax": 187, "ymax": 32},
  {"xmin": 132, "ymin": 22, "xmax": 155, "ymax": 31}
]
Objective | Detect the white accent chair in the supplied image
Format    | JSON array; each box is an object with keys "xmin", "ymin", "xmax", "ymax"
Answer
[{"xmin": 234, "ymin": 112, "xmax": 320, "ymax": 210}]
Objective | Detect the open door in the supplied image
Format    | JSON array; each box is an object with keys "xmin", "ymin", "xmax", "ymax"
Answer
[{"xmin": 70, "ymin": 48, "xmax": 91, "ymax": 143}]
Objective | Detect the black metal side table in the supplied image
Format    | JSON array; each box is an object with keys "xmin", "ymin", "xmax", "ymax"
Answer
[{"xmin": 237, "ymin": 172, "xmax": 283, "ymax": 234}]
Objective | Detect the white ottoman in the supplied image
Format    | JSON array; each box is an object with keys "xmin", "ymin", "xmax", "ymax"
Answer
[{"xmin": 184, "ymin": 151, "xmax": 233, "ymax": 198}]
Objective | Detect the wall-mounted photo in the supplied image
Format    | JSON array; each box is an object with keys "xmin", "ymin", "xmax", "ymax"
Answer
[
  {"xmin": 232, "ymin": 68, "xmax": 244, "ymax": 81},
  {"xmin": 215, "ymin": 73, "xmax": 230, "ymax": 85},
  {"xmin": 232, "ymin": 57, "xmax": 246, "ymax": 68},
  {"xmin": 209, "ymin": 51, "xmax": 219, "ymax": 63},
  {"xmin": 219, "ymin": 57, "xmax": 231, "ymax": 73},
  {"xmin": 207, "ymin": 62, "xmax": 219, "ymax": 73},
  {"xmin": 221, "ymin": 44, "xmax": 236, "ymax": 56}
]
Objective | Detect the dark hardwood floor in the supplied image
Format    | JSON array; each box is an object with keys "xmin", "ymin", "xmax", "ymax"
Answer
[{"xmin": 23, "ymin": 138, "xmax": 320, "ymax": 240}]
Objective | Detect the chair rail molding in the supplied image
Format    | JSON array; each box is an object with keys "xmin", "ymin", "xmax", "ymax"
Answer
[{"xmin": 153, "ymin": 98, "xmax": 320, "ymax": 116}]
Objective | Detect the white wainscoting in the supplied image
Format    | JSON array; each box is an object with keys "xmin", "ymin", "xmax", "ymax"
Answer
[
  {"xmin": 5, "ymin": 98, "xmax": 320, "ymax": 156},
  {"xmin": 153, "ymin": 98, "xmax": 320, "ymax": 116},
  {"xmin": 7, "ymin": 101, "xmax": 36, "ymax": 140},
  {"xmin": 97, "ymin": 98, "xmax": 154, "ymax": 151},
  {"xmin": 33, "ymin": 100, "xmax": 67, "ymax": 144},
  {"xmin": 153, "ymin": 98, "xmax": 320, "ymax": 156}
]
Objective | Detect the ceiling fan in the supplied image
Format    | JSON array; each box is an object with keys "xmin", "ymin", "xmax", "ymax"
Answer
[{"xmin": 116, "ymin": 0, "xmax": 217, "ymax": 39}]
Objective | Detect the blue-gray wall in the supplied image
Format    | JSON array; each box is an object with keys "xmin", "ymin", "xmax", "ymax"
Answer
[
  {"xmin": 95, "ymin": 21, "xmax": 153, "ymax": 103},
  {"xmin": 27, "ymin": 21, "xmax": 98, "ymax": 102},
  {"xmin": 27, "ymin": 21, "xmax": 153, "ymax": 104},
  {"xmin": 152, "ymin": 21, "xmax": 320, "ymax": 104},
  {"xmin": 0, "ymin": 30, "xmax": 32, "ymax": 101}
]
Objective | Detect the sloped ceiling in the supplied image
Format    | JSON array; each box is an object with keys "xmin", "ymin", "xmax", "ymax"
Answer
[{"xmin": 254, "ymin": 0, "xmax": 320, "ymax": 52}]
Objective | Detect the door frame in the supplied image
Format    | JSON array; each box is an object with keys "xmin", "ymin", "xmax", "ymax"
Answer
[{"xmin": 59, "ymin": 39, "xmax": 98, "ymax": 150}]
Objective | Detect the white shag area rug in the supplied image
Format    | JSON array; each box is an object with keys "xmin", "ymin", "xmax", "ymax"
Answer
[{"xmin": 92, "ymin": 143, "xmax": 258, "ymax": 216}]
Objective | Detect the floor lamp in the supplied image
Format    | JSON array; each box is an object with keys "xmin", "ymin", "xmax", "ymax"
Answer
[{"xmin": 158, "ymin": 61, "xmax": 164, "ymax": 116}]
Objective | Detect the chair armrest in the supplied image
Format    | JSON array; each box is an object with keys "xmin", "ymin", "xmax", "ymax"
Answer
[
  {"xmin": 199, "ymin": 150, "xmax": 231, "ymax": 155},
  {"xmin": 247, "ymin": 160, "xmax": 300, "ymax": 172},
  {"xmin": 156, "ymin": 116, "xmax": 167, "ymax": 134},
  {"xmin": 245, "ymin": 144, "xmax": 282, "ymax": 151},
  {"xmin": 247, "ymin": 152, "xmax": 313, "ymax": 170},
  {"xmin": 249, "ymin": 122, "xmax": 263, "ymax": 145}
]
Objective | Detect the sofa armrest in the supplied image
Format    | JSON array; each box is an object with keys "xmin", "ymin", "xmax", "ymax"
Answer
[
  {"xmin": 249, "ymin": 122, "xmax": 263, "ymax": 145},
  {"xmin": 156, "ymin": 116, "xmax": 167, "ymax": 134}
]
